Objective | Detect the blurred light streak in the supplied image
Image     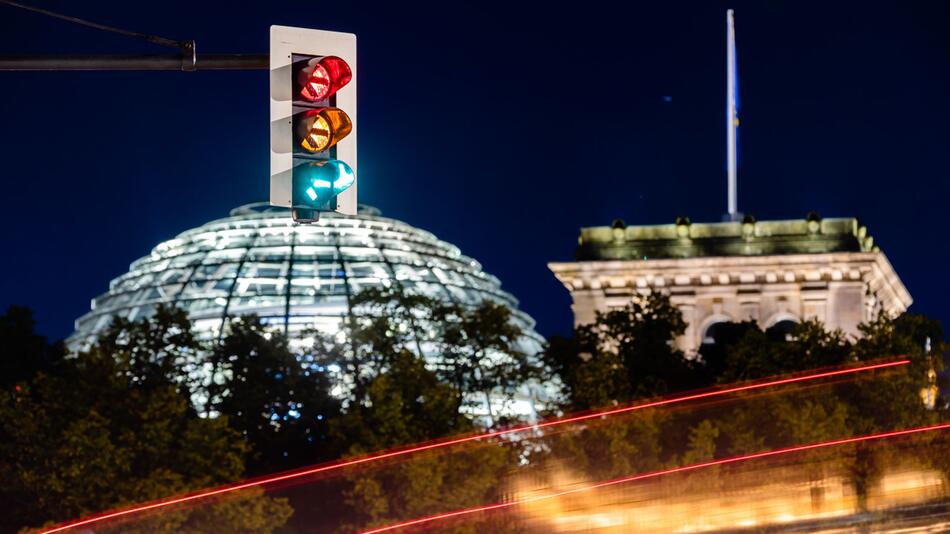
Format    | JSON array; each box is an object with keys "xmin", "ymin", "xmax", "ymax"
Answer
[
  {"xmin": 40, "ymin": 358, "xmax": 908, "ymax": 533},
  {"xmin": 360, "ymin": 422, "xmax": 950, "ymax": 533}
]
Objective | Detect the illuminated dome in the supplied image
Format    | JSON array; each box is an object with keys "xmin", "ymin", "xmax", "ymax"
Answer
[{"xmin": 70, "ymin": 203, "xmax": 549, "ymax": 416}]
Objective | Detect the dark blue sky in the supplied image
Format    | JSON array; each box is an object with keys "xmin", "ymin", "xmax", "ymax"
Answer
[{"xmin": 1, "ymin": 1, "xmax": 948, "ymax": 342}]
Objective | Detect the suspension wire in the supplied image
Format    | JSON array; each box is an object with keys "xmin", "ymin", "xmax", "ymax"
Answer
[{"xmin": 0, "ymin": 0, "xmax": 187, "ymax": 50}]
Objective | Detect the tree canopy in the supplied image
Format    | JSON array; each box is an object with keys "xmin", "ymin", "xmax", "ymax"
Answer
[
  {"xmin": 311, "ymin": 287, "xmax": 540, "ymax": 531},
  {"xmin": 543, "ymin": 292, "xmax": 946, "ymax": 512},
  {"xmin": 0, "ymin": 305, "xmax": 291, "ymax": 533},
  {"xmin": 208, "ymin": 316, "xmax": 340, "ymax": 475},
  {"xmin": 1, "ymin": 288, "xmax": 946, "ymax": 531}
]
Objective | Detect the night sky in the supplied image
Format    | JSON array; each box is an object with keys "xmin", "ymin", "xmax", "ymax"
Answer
[{"xmin": 1, "ymin": 1, "xmax": 948, "ymax": 342}]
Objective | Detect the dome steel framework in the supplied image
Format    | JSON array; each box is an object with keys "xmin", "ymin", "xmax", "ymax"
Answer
[{"xmin": 70, "ymin": 203, "xmax": 549, "ymax": 416}]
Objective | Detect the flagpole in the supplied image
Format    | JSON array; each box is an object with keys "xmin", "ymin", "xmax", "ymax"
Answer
[{"xmin": 726, "ymin": 9, "xmax": 738, "ymax": 220}]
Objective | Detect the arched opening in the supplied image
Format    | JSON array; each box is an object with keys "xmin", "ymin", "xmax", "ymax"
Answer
[
  {"xmin": 766, "ymin": 319, "xmax": 798, "ymax": 341},
  {"xmin": 701, "ymin": 321, "xmax": 730, "ymax": 347}
]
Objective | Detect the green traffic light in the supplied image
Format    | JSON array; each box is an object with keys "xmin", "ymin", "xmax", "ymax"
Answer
[{"xmin": 292, "ymin": 159, "xmax": 355, "ymax": 212}]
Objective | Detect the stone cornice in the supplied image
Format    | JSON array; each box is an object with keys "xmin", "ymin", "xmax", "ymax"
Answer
[{"xmin": 549, "ymin": 251, "xmax": 912, "ymax": 315}]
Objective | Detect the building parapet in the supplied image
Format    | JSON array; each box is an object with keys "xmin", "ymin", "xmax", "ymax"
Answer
[{"xmin": 577, "ymin": 214, "xmax": 877, "ymax": 261}]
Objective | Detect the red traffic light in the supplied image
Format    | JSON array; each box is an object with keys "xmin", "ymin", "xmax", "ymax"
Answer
[{"xmin": 299, "ymin": 56, "xmax": 352, "ymax": 101}]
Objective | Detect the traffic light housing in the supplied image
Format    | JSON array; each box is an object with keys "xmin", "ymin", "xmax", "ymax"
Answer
[{"xmin": 270, "ymin": 27, "xmax": 357, "ymax": 222}]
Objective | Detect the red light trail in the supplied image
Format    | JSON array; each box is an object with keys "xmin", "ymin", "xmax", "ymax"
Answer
[
  {"xmin": 360, "ymin": 422, "xmax": 950, "ymax": 533},
  {"xmin": 40, "ymin": 358, "xmax": 908, "ymax": 533}
]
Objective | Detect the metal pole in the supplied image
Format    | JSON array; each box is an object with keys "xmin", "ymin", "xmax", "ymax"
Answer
[
  {"xmin": 726, "ymin": 9, "xmax": 739, "ymax": 220},
  {"xmin": 0, "ymin": 53, "xmax": 268, "ymax": 71}
]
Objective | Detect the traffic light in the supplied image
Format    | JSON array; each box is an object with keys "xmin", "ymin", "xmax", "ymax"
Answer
[
  {"xmin": 292, "ymin": 159, "xmax": 355, "ymax": 209},
  {"xmin": 298, "ymin": 55, "xmax": 351, "ymax": 101},
  {"xmin": 270, "ymin": 27, "xmax": 357, "ymax": 223}
]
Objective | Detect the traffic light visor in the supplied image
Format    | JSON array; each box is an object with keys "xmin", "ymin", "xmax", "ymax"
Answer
[
  {"xmin": 299, "ymin": 108, "xmax": 352, "ymax": 153},
  {"xmin": 293, "ymin": 159, "xmax": 356, "ymax": 209},
  {"xmin": 300, "ymin": 56, "xmax": 352, "ymax": 101}
]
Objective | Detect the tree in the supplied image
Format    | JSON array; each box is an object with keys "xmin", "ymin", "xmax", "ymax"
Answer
[
  {"xmin": 313, "ymin": 287, "xmax": 434, "ymax": 411},
  {"xmin": 547, "ymin": 292, "xmax": 697, "ymax": 410},
  {"xmin": 315, "ymin": 286, "xmax": 543, "ymax": 425},
  {"xmin": 848, "ymin": 313, "xmax": 943, "ymax": 432},
  {"xmin": 0, "ymin": 306, "xmax": 292, "ymax": 532},
  {"xmin": 547, "ymin": 291, "xmax": 947, "ymax": 518},
  {"xmin": 547, "ymin": 410, "xmax": 667, "ymax": 482},
  {"xmin": 209, "ymin": 316, "xmax": 340, "ymax": 475},
  {"xmin": 542, "ymin": 293, "xmax": 701, "ymax": 498},
  {"xmin": 435, "ymin": 299, "xmax": 542, "ymax": 424},
  {"xmin": 0, "ymin": 305, "xmax": 63, "ymax": 389},
  {"xmin": 91, "ymin": 305, "xmax": 206, "ymax": 400},
  {"xmin": 311, "ymin": 287, "xmax": 537, "ymax": 532},
  {"xmin": 681, "ymin": 419, "xmax": 720, "ymax": 465},
  {"xmin": 842, "ymin": 313, "xmax": 944, "ymax": 511},
  {"xmin": 331, "ymin": 349, "xmax": 516, "ymax": 533},
  {"xmin": 331, "ymin": 349, "xmax": 473, "ymax": 453},
  {"xmin": 698, "ymin": 319, "xmax": 851, "ymax": 384},
  {"xmin": 676, "ymin": 419, "xmax": 722, "ymax": 494}
]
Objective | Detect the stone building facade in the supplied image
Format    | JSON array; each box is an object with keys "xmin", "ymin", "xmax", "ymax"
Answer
[{"xmin": 548, "ymin": 215, "xmax": 912, "ymax": 354}]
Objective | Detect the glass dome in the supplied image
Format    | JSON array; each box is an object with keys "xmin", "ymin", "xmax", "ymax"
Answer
[{"xmin": 70, "ymin": 203, "xmax": 550, "ymax": 416}]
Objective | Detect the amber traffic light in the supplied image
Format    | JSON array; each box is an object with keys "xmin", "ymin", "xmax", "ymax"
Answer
[{"xmin": 297, "ymin": 107, "xmax": 352, "ymax": 153}]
